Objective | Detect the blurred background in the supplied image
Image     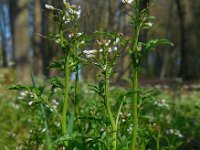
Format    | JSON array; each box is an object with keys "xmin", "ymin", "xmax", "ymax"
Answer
[{"xmin": 0, "ymin": 0, "xmax": 200, "ymax": 84}]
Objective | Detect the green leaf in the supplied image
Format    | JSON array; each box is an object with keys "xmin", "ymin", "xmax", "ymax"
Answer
[
  {"xmin": 145, "ymin": 39, "xmax": 174, "ymax": 51},
  {"xmin": 98, "ymin": 80, "xmax": 105, "ymax": 93},
  {"xmin": 49, "ymin": 60, "xmax": 64, "ymax": 70},
  {"xmin": 48, "ymin": 76, "xmax": 64, "ymax": 89},
  {"xmin": 34, "ymin": 86, "xmax": 44, "ymax": 97},
  {"xmin": 8, "ymin": 85, "xmax": 31, "ymax": 91}
]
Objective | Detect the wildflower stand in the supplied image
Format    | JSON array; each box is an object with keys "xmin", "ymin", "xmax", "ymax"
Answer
[{"xmin": 8, "ymin": 0, "xmax": 173, "ymax": 149}]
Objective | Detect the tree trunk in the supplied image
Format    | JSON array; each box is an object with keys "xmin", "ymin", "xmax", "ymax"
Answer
[
  {"xmin": 160, "ymin": 0, "xmax": 173, "ymax": 79},
  {"xmin": 9, "ymin": 0, "xmax": 30, "ymax": 82},
  {"xmin": 175, "ymin": 0, "xmax": 187, "ymax": 79},
  {"xmin": 40, "ymin": 0, "xmax": 57, "ymax": 77},
  {"xmin": 0, "ymin": 0, "xmax": 8, "ymax": 67},
  {"xmin": 32, "ymin": 0, "xmax": 42, "ymax": 76}
]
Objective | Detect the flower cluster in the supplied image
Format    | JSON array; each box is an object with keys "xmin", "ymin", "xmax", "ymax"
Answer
[
  {"xmin": 83, "ymin": 36, "xmax": 121, "ymax": 58},
  {"xmin": 52, "ymin": 99, "xmax": 59, "ymax": 109},
  {"xmin": 127, "ymin": 124, "xmax": 133, "ymax": 134},
  {"xmin": 153, "ymin": 99, "xmax": 169, "ymax": 108},
  {"xmin": 63, "ymin": 5, "xmax": 81, "ymax": 24},
  {"xmin": 18, "ymin": 91, "xmax": 37, "ymax": 100},
  {"xmin": 45, "ymin": 1, "xmax": 81, "ymax": 24},
  {"xmin": 18, "ymin": 91, "xmax": 37, "ymax": 106},
  {"xmin": 119, "ymin": 111, "xmax": 131, "ymax": 123},
  {"xmin": 166, "ymin": 129, "xmax": 183, "ymax": 138}
]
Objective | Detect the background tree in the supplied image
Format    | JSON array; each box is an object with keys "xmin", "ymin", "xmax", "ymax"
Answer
[{"xmin": 9, "ymin": 0, "xmax": 30, "ymax": 82}]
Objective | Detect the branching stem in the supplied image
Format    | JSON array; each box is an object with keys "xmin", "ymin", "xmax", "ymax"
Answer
[{"xmin": 105, "ymin": 59, "xmax": 117, "ymax": 150}]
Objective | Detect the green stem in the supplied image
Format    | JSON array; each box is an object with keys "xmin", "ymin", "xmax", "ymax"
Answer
[
  {"xmin": 74, "ymin": 64, "xmax": 81, "ymax": 127},
  {"xmin": 58, "ymin": 22, "xmax": 70, "ymax": 136},
  {"xmin": 131, "ymin": 1, "xmax": 141, "ymax": 149},
  {"xmin": 131, "ymin": 67, "xmax": 138, "ymax": 150},
  {"xmin": 105, "ymin": 68, "xmax": 117, "ymax": 150},
  {"xmin": 156, "ymin": 113, "xmax": 161, "ymax": 150},
  {"xmin": 156, "ymin": 132, "xmax": 160, "ymax": 150},
  {"xmin": 62, "ymin": 54, "xmax": 70, "ymax": 135},
  {"xmin": 30, "ymin": 67, "xmax": 51, "ymax": 150},
  {"xmin": 40, "ymin": 104, "xmax": 51, "ymax": 150}
]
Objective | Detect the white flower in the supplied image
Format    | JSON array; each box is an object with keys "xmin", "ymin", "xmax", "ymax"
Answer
[
  {"xmin": 45, "ymin": 4, "xmax": 55, "ymax": 10},
  {"xmin": 83, "ymin": 50, "xmax": 97, "ymax": 58},
  {"xmin": 121, "ymin": 0, "xmax": 134, "ymax": 4},
  {"xmin": 147, "ymin": 22, "xmax": 153, "ymax": 27},
  {"xmin": 68, "ymin": 33, "xmax": 74, "ymax": 38},
  {"xmin": 86, "ymin": 54, "xmax": 95, "ymax": 58},
  {"xmin": 113, "ymin": 37, "xmax": 120, "ymax": 45},
  {"xmin": 105, "ymin": 42, "xmax": 109, "ymax": 46},
  {"xmin": 77, "ymin": 32, "xmax": 83, "ymax": 37},
  {"xmin": 63, "ymin": 5, "xmax": 81, "ymax": 23},
  {"xmin": 55, "ymin": 39, "xmax": 60, "ymax": 43},
  {"xmin": 80, "ymin": 41, "xmax": 85, "ymax": 44},
  {"xmin": 28, "ymin": 101, "xmax": 33, "ymax": 106},
  {"xmin": 76, "ymin": 6, "xmax": 81, "ymax": 18},
  {"xmin": 166, "ymin": 129, "xmax": 183, "ymax": 138},
  {"xmin": 113, "ymin": 46, "xmax": 118, "ymax": 51},
  {"xmin": 42, "ymin": 128, "xmax": 46, "ymax": 133},
  {"xmin": 52, "ymin": 99, "xmax": 59, "ymax": 106},
  {"xmin": 146, "ymin": 22, "xmax": 153, "ymax": 27},
  {"xmin": 108, "ymin": 46, "xmax": 118, "ymax": 52},
  {"xmin": 154, "ymin": 99, "xmax": 169, "ymax": 108},
  {"xmin": 83, "ymin": 50, "xmax": 97, "ymax": 54},
  {"xmin": 108, "ymin": 47, "xmax": 112, "ymax": 52},
  {"xmin": 127, "ymin": 125, "xmax": 133, "ymax": 133},
  {"xmin": 63, "ymin": 0, "xmax": 67, "ymax": 5},
  {"xmin": 30, "ymin": 92, "xmax": 35, "ymax": 98},
  {"xmin": 20, "ymin": 91, "xmax": 27, "ymax": 96}
]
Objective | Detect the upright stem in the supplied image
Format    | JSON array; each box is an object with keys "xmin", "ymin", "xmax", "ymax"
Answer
[
  {"xmin": 30, "ymin": 68, "xmax": 51, "ymax": 150},
  {"xmin": 156, "ymin": 113, "xmax": 161, "ymax": 150},
  {"xmin": 131, "ymin": 67, "xmax": 138, "ymax": 150},
  {"xmin": 62, "ymin": 54, "xmax": 70, "ymax": 135},
  {"xmin": 131, "ymin": 1, "xmax": 140, "ymax": 149},
  {"xmin": 59, "ymin": 22, "xmax": 70, "ymax": 136},
  {"xmin": 156, "ymin": 129, "xmax": 160, "ymax": 150},
  {"xmin": 73, "ymin": 17, "xmax": 81, "ymax": 128},
  {"xmin": 40, "ymin": 104, "xmax": 51, "ymax": 150},
  {"xmin": 74, "ymin": 64, "xmax": 81, "ymax": 127},
  {"xmin": 105, "ymin": 67, "xmax": 117, "ymax": 150}
]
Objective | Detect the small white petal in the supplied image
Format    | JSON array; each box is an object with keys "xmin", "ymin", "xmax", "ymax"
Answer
[
  {"xmin": 28, "ymin": 101, "xmax": 33, "ymax": 106},
  {"xmin": 121, "ymin": 0, "xmax": 134, "ymax": 4},
  {"xmin": 77, "ymin": 32, "xmax": 83, "ymax": 37},
  {"xmin": 113, "ymin": 46, "xmax": 118, "ymax": 51},
  {"xmin": 42, "ymin": 128, "xmax": 46, "ymax": 132},
  {"xmin": 45, "ymin": 4, "xmax": 55, "ymax": 10},
  {"xmin": 63, "ymin": 0, "xmax": 67, "ymax": 4},
  {"xmin": 80, "ymin": 41, "xmax": 85, "ymax": 44}
]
